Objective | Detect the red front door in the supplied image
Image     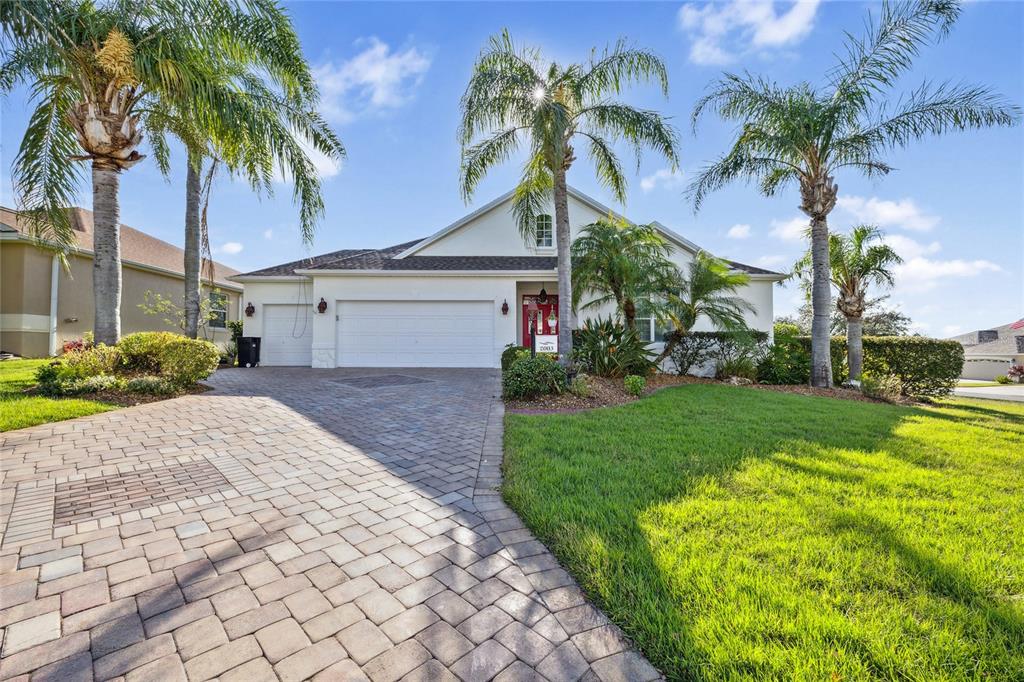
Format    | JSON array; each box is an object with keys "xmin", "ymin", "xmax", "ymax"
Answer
[{"xmin": 522, "ymin": 295, "xmax": 558, "ymax": 349}]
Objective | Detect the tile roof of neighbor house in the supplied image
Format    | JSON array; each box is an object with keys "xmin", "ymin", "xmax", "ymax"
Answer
[
  {"xmin": 237, "ymin": 239, "xmax": 780, "ymax": 277},
  {"xmin": 0, "ymin": 206, "xmax": 241, "ymax": 288}
]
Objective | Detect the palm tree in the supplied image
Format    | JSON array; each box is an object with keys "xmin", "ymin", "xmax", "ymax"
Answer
[
  {"xmin": 1, "ymin": 0, "xmax": 341, "ymax": 344},
  {"xmin": 654, "ymin": 252, "xmax": 753, "ymax": 364},
  {"xmin": 459, "ymin": 31, "xmax": 680, "ymax": 366},
  {"xmin": 795, "ymin": 225, "xmax": 903, "ymax": 382},
  {"xmin": 688, "ymin": 0, "xmax": 1020, "ymax": 387},
  {"xmin": 570, "ymin": 218, "xmax": 677, "ymax": 330}
]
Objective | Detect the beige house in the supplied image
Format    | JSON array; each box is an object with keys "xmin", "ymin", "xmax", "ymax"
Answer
[
  {"xmin": 949, "ymin": 320, "xmax": 1024, "ymax": 380},
  {"xmin": 1, "ymin": 206, "xmax": 242, "ymax": 358}
]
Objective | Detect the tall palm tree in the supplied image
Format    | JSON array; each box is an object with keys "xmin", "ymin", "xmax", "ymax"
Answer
[
  {"xmin": 795, "ymin": 225, "xmax": 903, "ymax": 382},
  {"xmin": 654, "ymin": 252, "xmax": 753, "ymax": 364},
  {"xmin": 1, "ymin": 0, "xmax": 340, "ymax": 344},
  {"xmin": 688, "ymin": 0, "xmax": 1020, "ymax": 387},
  {"xmin": 459, "ymin": 31, "xmax": 680, "ymax": 366},
  {"xmin": 571, "ymin": 218, "xmax": 677, "ymax": 329}
]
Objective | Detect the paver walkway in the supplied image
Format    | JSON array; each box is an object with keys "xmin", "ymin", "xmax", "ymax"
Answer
[{"xmin": 0, "ymin": 368, "xmax": 660, "ymax": 681}]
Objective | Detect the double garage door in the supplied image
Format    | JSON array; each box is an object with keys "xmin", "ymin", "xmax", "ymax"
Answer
[{"xmin": 337, "ymin": 300, "xmax": 495, "ymax": 367}]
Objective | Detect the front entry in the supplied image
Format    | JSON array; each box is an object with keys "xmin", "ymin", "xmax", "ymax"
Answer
[{"xmin": 522, "ymin": 295, "xmax": 559, "ymax": 351}]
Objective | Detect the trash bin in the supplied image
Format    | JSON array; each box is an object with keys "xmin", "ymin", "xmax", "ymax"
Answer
[{"xmin": 238, "ymin": 337, "xmax": 261, "ymax": 367}]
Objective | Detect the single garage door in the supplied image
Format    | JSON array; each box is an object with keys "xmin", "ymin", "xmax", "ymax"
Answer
[
  {"xmin": 337, "ymin": 300, "xmax": 495, "ymax": 367},
  {"xmin": 262, "ymin": 304, "xmax": 313, "ymax": 366}
]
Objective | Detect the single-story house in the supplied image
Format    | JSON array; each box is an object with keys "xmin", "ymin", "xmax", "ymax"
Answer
[
  {"xmin": 232, "ymin": 186, "xmax": 784, "ymax": 368},
  {"xmin": 949, "ymin": 320, "xmax": 1024, "ymax": 380},
  {"xmin": 1, "ymin": 206, "xmax": 242, "ymax": 357}
]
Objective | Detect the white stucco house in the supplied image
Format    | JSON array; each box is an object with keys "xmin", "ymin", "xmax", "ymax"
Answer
[
  {"xmin": 230, "ymin": 186, "xmax": 784, "ymax": 368},
  {"xmin": 949, "ymin": 320, "xmax": 1024, "ymax": 380}
]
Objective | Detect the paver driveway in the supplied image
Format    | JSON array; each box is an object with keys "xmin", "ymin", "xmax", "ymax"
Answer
[{"xmin": 0, "ymin": 368, "xmax": 660, "ymax": 681}]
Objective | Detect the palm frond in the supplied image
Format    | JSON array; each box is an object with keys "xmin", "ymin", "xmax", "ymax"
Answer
[
  {"xmin": 511, "ymin": 151, "xmax": 553, "ymax": 240},
  {"xmin": 577, "ymin": 39, "xmax": 669, "ymax": 99},
  {"xmin": 460, "ymin": 127, "xmax": 525, "ymax": 201}
]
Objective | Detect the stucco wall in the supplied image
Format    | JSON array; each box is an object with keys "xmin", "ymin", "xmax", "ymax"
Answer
[{"xmin": 1, "ymin": 240, "xmax": 240, "ymax": 357}]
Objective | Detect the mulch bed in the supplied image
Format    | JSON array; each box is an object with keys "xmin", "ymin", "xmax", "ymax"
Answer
[
  {"xmin": 506, "ymin": 374, "xmax": 910, "ymax": 413},
  {"xmin": 24, "ymin": 383, "xmax": 210, "ymax": 408}
]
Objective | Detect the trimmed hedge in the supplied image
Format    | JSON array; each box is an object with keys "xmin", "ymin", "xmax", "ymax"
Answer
[
  {"xmin": 502, "ymin": 355, "xmax": 567, "ymax": 400},
  {"xmin": 787, "ymin": 336, "xmax": 963, "ymax": 396},
  {"xmin": 665, "ymin": 330, "xmax": 769, "ymax": 376}
]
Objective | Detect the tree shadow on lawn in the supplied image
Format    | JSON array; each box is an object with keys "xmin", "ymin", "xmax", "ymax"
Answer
[{"xmin": 503, "ymin": 384, "xmax": 1022, "ymax": 681}]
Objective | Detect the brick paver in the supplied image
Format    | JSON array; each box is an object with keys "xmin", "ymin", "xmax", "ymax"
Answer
[{"xmin": 0, "ymin": 367, "xmax": 660, "ymax": 680}]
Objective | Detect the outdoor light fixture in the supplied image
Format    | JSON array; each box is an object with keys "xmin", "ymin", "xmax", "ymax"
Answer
[
  {"xmin": 501, "ymin": 299, "xmax": 509, "ymax": 315},
  {"xmin": 317, "ymin": 298, "xmax": 328, "ymax": 314},
  {"xmin": 245, "ymin": 302, "xmax": 255, "ymax": 317},
  {"xmin": 537, "ymin": 288, "xmax": 548, "ymax": 304}
]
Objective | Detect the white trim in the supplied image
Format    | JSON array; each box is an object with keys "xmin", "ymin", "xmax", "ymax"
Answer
[
  {"xmin": 299, "ymin": 269, "xmax": 554, "ymax": 276},
  {"xmin": 229, "ymin": 275, "xmax": 310, "ymax": 283},
  {"xmin": 48, "ymin": 254, "xmax": 59, "ymax": 356}
]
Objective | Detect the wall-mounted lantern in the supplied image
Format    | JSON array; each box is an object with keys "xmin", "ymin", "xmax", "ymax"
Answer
[
  {"xmin": 501, "ymin": 299, "xmax": 509, "ymax": 316},
  {"xmin": 244, "ymin": 302, "xmax": 255, "ymax": 317},
  {"xmin": 317, "ymin": 298, "xmax": 328, "ymax": 314}
]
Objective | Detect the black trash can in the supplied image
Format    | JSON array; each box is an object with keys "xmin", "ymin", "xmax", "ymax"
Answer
[{"xmin": 238, "ymin": 337, "xmax": 261, "ymax": 367}]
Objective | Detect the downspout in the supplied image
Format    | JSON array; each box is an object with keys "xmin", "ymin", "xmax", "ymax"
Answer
[{"xmin": 48, "ymin": 254, "xmax": 59, "ymax": 356}]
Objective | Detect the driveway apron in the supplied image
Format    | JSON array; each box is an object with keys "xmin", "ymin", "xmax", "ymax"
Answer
[{"xmin": 0, "ymin": 367, "xmax": 659, "ymax": 681}]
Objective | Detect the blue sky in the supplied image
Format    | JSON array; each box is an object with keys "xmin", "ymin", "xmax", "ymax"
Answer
[{"xmin": 1, "ymin": 0, "xmax": 1021, "ymax": 337}]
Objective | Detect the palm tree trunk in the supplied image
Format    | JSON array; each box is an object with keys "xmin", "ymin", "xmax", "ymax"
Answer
[
  {"xmin": 623, "ymin": 298, "xmax": 636, "ymax": 329},
  {"xmin": 92, "ymin": 163, "xmax": 122, "ymax": 345},
  {"xmin": 184, "ymin": 154, "xmax": 203, "ymax": 339},
  {"xmin": 847, "ymin": 315, "xmax": 863, "ymax": 383},
  {"xmin": 810, "ymin": 215, "xmax": 834, "ymax": 387},
  {"xmin": 553, "ymin": 166, "xmax": 573, "ymax": 367}
]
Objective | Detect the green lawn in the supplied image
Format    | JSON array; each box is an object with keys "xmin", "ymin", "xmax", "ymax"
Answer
[
  {"xmin": 0, "ymin": 358, "xmax": 116, "ymax": 432},
  {"xmin": 503, "ymin": 386, "xmax": 1023, "ymax": 681}
]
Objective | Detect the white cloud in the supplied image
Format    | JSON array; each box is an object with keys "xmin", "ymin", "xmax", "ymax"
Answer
[
  {"xmin": 894, "ymin": 257, "xmax": 1001, "ymax": 292},
  {"xmin": 942, "ymin": 324, "xmax": 963, "ymax": 336},
  {"xmin": 263, "ymin": 229, "xmax": 273, "ymax": 240},
  {"xmin": 314, "ymin": 37, "xmax": 431, "ymax": 123},
  {"xmin": 880, "ymin": 234, "xmax": 941, "ymax": 260},
  {"xmin": 214, "ymin": 242, "xmax": 243, "ymax": 255},
  {"xmin": 769, "ymin": 216, "xmax": 808, "ymax": 242},
  {"xmin": 837, "ymin": 195, "xmax": 940, "ymax": 232},
  {"xmin": 726, "ymin": 223, "xmax": 752, "ymax": 239},
  {"xmin": 640, "ymin": 168, "xmax": 684, "ymax": 193},
  {"xmin": 678, "ymin": 0, "xmax": 821, "ymax": 65}
]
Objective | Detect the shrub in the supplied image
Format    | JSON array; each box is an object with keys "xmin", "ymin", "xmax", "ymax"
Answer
[
  {"xmin": 794, "ymin": 336, "xmax": 849, "ymax": 385},
  {"xmin": 568, "ymin": 373, "xmax": 592, "ymax": 398},
  {"xmin": 502, "ymin": 355, "xmax": 567, "ymax": 400},
  {"xmin": 64, "ymin": 344, "xmax": 121, "ymax": 376},
  {"xmin": 995, "ymin": 374, "xmax": 1010, "ymax": 385},
  {"xmin": 572, "ymin": 317, "xmax": 655, "ymax": 378},
  {"xmin": 34, "ymin": 363, "xmax": 66, "ymax": 396},
  {"xmin": 501, "ymin": 344, "xmax": 528, "ymax": 371},
  {"xmin": 715, "ymin": 356, "xmax": 758, "ymax": 381},
  {"xmin": 773, "ymin": 322, "xmax": 802, "ymax": 338},
  {"xmin": 624, "ymin": 374, "xmax": 646, "ymax": 396},
  {"xmin": 757, "ymin": 336, "xmax": 810, "ymax": 384},
  {"xmin": 158, "ymin": 337, "xmax": 221, "ymax": 386},
  {"xmin": 861, "ymin": 373, "xmax": 903, "ymax": 401},
  {"xmin": 63, "ymin": 374, "xmax": 123, "ymax": 395},
  {"xmin": 125, "ymin": 376, "xmax": 177, "ymax": 396},
  {"xmin": 1008, "ymin": 365, "xmax": 1024, "ymax": 383},
  {"xmin": 665, "ymin": 330, "xmax": 769, "ymax": 377},
  {"xmin": 62, "ymin": 338, "xmax": 87, "ymax": 354},
  {"xmin": 861, "ymin": 336, "xmax": 963, "ymax": 397},
  {"xmin": 119, "ymin": 332, "xmax": 179, "ymax": 372}
]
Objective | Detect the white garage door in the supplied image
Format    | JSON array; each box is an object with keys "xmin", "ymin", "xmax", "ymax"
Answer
[
  {"xmin": 262, "ymin": 304, "xmax": 313, "ymax": 366},
  {"xmin": 337, "ymin": 300, "xmax": 495, "ymax": 367}
]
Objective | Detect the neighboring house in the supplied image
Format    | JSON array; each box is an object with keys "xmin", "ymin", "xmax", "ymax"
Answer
[
  {"xmin": 232, "ymin": 186, "xmax": 784, "ymax": 368},
  {"xmin": 1, "ymin": 207, "xmax": 242, "ymax": 358},
  {"xmin": 949, "ymin": 319, "xmax": 1024, "ymax": 380}
]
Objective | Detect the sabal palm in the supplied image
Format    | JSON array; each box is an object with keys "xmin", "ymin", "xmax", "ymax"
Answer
[
  {"xmin": 655, "ymin": 252, "xmax": 753, "ymax": 363},
  {"xmin": 460, "ymin": 30, "xmax": 680, "ymax": 365},
  {"xmin": 688, "ymin": 0, "xmax": 1019, "ymax": 387},
  {"xmin": 571, "ymin": 218, "xmax": 676, "ymax": 329},
  {"xmin": 795, "ymin": 225, "xmax": 903, "ymax": 381}
]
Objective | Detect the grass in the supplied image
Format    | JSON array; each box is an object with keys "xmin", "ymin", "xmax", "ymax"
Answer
[
  {"xmin": 503, "ymin": 385, "xmax": 1024, "ymax": 681},
  {"xmin": 0, "ymin": 358, "xmax": 116, "ymax": 432}
]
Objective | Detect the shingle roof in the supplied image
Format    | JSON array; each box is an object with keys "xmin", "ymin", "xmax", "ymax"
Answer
[
  {"xmin": 726, "ymin": 260, "xmax": 782, "ymax": 276},
  {"xmin": 956, "ymin": 320, "xmax": 1024, "ymax": 357},
  {"xmin": 0, "ymin": 206, "xmax": 241, "ymax": 288}
]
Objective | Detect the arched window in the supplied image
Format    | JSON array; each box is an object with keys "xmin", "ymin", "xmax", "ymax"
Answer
[{"xmin": 535, "ymin": 214, "xmax": 553, "ymax": 248}]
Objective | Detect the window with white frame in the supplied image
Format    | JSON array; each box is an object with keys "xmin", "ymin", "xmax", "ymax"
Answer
[
  {"xmin": 535, "ymin": 214, "xmax": 553, "ymax": 248},
  {"xmin": 209, "ymin": 291, "xmax": 228, "ymax": 328},
  {"xmin": 634, "ymin": 318, "xmax": 672, "ymax": 344}
]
